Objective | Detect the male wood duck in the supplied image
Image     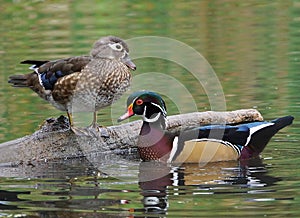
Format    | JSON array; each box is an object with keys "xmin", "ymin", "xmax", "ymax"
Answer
[
  {"xmin": 8, "ymin": 36, "xmax": 136, "ymax": 135},
  {"xmin": 118, "ymin": 91, "xmax": 294, "ymax": 163}
]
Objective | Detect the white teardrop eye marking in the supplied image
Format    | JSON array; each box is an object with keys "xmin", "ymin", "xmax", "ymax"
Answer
[{"xmin": 108, "ymin": 43, "xmax": 123, "ymax": 51}]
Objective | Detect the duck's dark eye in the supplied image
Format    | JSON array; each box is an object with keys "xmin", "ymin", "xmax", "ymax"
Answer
[
  {"xmin": 109, "ymin": 43, "xmax": 123, "ymax": 51},
  {"xmin": 136, "ymin": 99, "xmax": 143, "ymax": 105}
]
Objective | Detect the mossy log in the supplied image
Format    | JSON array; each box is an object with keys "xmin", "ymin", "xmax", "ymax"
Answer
[{"xmin": 0, "ymin": 109, "xmax": 263, "ymax": 165}]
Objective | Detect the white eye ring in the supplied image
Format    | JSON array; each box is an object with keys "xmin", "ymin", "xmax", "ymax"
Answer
[{"xmin": 109, "ymin": 43, "xmax": 123, "ymax": 51}]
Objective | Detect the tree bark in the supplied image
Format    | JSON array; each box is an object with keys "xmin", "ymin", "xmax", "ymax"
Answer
[{"xmin": 0, "ymin": 109, "xmax": 263, "ymax": 165}]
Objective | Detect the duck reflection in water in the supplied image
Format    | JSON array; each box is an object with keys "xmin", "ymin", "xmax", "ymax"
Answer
[{"xmin": 138, "ymin": 157, "xmax": 281, "ymax": 214}]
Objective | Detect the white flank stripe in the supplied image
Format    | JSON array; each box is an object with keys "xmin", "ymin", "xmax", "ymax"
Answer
[
  {"xmin": 29, "ymin": 64, "xmax": 36, "ymax": 70},
  {"xmin": 245, "ymin": 123, "xmax": 274, "ymax": 146},
  {"xmin": 37, "ymin": 73, "xmax": 44, "ymax": 87},
  {"xmin": 168, "ymin": 136, "xmax": 178, "ymax": 163},
  {"xmin": 29, "ymin": 65, "xmax": 44, "ymax": 87}
]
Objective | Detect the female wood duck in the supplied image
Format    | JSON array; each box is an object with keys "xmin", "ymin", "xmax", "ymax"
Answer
[
  {"xmin": 8, "ymin": 36, "xmax": 136, "ymax": 135},
  {"xmin": 118, "ymin": 91, "xmax": 294, "ymax": 163}
]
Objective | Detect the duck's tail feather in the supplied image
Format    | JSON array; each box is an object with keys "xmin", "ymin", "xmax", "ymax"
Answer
[
  {"xmin": 8, "ymin": 60, "xmax": 48, "ymax": 88},
  {"xmin": 272, "ymin": 115, "xmax": 294, "ymax": 131},
  {"xmin": 247, "ymin": 115, "xmax": 294, "ymax": 155},
  {"xmin": 20, "ymin": 60, "xmax": 48, "ymax": 72},
  {"xmin": 20, "ymin": 60, "xmax": 48, "ymax": 66},
  {"xmin": 8, "ymin": 74, "xmax": 31, "ymax": 87}
]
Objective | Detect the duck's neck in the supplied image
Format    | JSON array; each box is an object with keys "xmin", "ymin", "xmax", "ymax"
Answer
[
  {"xmin": 141, "ymin": 114, "xmax": 166, "ymax": 134},
  {"xmin": 138, "ymin": 114, "xmax": 173, "ymax": 161}
]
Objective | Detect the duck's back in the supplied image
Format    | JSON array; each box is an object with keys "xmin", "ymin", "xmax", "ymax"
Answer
[{"xmin": 172, "ymin": 116, "xmax": 294, "ymax": 162}]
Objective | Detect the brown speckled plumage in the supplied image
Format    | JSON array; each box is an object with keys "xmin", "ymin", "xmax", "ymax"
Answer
[{"xmin": 8, "ymin": 36, "xmax": 136, "ymax": 132}]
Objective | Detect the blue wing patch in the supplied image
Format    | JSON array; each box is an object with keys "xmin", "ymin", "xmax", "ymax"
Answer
[
  {"xmin": 195, "ymin": 121, "xmax": 274, "ymax": 147},
  {"xmin": 39, "ymin": 70, "xmax": 64, "ymax": 90}
]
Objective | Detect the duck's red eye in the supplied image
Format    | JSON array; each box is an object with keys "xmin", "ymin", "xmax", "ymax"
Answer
[{"xmin": 136, "ymin": 99, "xmax": 143, "ymax": 105}]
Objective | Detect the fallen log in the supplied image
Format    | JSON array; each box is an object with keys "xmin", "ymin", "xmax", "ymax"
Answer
[{"xmin": 0, "ymin": 109, "xmax": 263, "ymax": 165}]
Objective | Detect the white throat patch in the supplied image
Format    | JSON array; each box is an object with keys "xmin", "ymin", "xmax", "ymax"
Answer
[{"xmin": 142, "ymin": 105, "xmax": 161, "ymax": 123}]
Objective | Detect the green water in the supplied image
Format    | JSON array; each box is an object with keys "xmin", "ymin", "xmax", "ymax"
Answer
[{"xmin": 0, "ymin": 0, "xmax": 299, "ymax": 217}]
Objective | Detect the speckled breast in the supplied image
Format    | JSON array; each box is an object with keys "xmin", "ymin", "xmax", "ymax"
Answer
[{"xmin": 71, "ymin": 59, "xmax": 132, "ymax": 112}]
